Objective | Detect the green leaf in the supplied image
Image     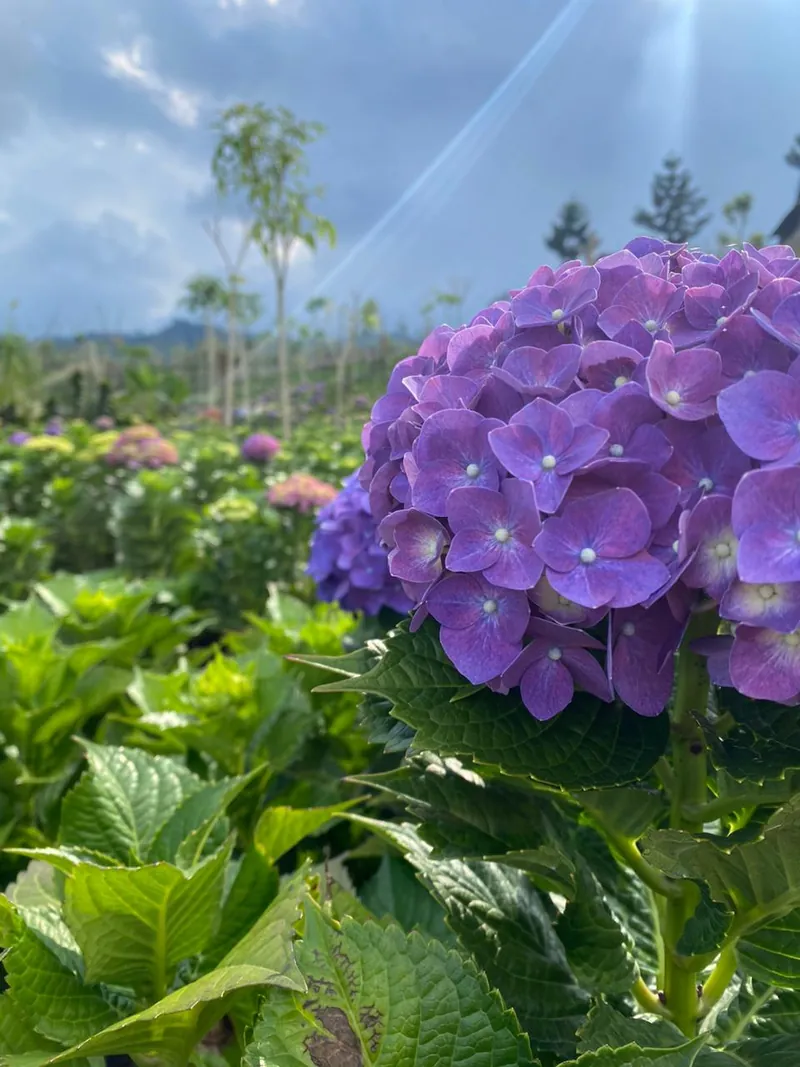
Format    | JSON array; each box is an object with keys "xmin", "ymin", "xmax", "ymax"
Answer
[
  {"xmin": 365, "ymin": 818, "xmax": 588, "ymax": 1060},
  {"xmin": 148, "ymin": 773, "xmax": 254, "ymax": 865},
  {"xmin": 643, "ymin": 796, "xmax": 800, "ymax": 924},
  {"xmin": 578, "ymin": 1002, "xmax": 687, "ymax": 1053},
  {"xmin": 0, "ymin": 995, "xmax": 62, "ymax": 1058},
  {"xmin": 3, "ymin": 926, "xmax": 119, "ymax": 1046},
  {"xmin": 204, "ymin": 847, "xmax": 279, "ymax": 966},
  {"xmin": 561, "ymin": 1039, "xmax": 708, "ymax": 1065},
  {"xmin": 678, "ymin": 882, "xmax": 732, "ymax": 957},
  {"xmin": 245, "ymin": 903, "xmax": 537, "ymax": 1066},
  {"xmin": 359, "ymin": 855, "xmax": 454, "ymax": 944},
  {"xmin": 739, "ymin": 909, "xmax": 800, "ymax": 988},
  {"xmin": 556, "ymin": 868, "xmax": 636, "ymax": 994},
  {"xmin": 726, "ymin": 1036, "xmax": 800, "ymax": 1065},
  {"xmin": 0, "ymin": 873, "xmax": 307, "ymax": 1066},
  {"xmin": 59, "ymin": 743, "xmax": 201, "ymax": 864},
  {"xmin": 253, "ymin": 800, "xmax": 360, "ymax": 865},
  {"xmin": 352, "ymin": 753, "xmax": 577, "ymax": 897},
  {"xmin": 578, "ymin": 787, "xmax": 669, "ymax": 841},
  {"xmin": 64, "ymin": 843, "xmax": 230, "ymax": 1000},
  {"xmin": 319, "ymin": 623, "xmax": 669, "ymax": 788},
  {"xmin": 714, "ymin": 690, "xmax": 800, "ymax": 782}
]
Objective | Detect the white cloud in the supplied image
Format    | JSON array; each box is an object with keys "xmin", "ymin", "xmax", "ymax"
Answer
[{"xmin": 102, "ymin": 37, "xmax": 202, "ymax": 127}]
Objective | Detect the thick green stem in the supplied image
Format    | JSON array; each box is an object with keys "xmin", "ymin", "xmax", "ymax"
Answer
[
  {"xmin": 662, "ymin": 615, "xmax": 715, "ymax": 1037},
  {"xmin": 700, "ymin": 944, "xmax": 738, "ymax": 1017}
]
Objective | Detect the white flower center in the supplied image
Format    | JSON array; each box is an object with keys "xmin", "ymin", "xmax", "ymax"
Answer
[
  {"xmin": 482, "ymin": 598, "xmax": 498, "ymax": 615},
  {"xmin": 786, "ymin": 631, "xmax": 800, "ymax": 648},
  {"xmin": 494, "ymin": 527, "xmax": 511, "ymax": 543},
  {"xmin": 541, "ymin": 454, "xmax": 557, "ymax": 470},
  {"xmin": 744, "ymin": 369, "xmax": 756, "ymax": 378},
  {"xmin": 548, "ymin": 647, "xmax": 563, "ymax": 661},
  {"xmin": 644, "ymin": 318, "xmax": 659, "ymax": 332},
  {"xmin": 580, "ymin": 547, "xmax": 597, "ymax": 564},
  {"xmin": 758, "ymin": 584, "xmax": 777, "ymax": 600},
  {"xmin": 614, "ymin": 375, "xmax": 629, "ymax": 388},
  {"xmin": 665, "ymin": 389, "xmax": 682, "ymax": 407},
  {"xmin": 622, "ymin": 622, "xmax": 636, "ymax": 637},
  {"xmin": 465, "ymin": 463, "xmax": 481, "ymax": 479},
  {"xmin": 716, "ymin": 316, "xmax": 727, "ymax": 328},
  {"xmin": 672, "ymin": 540, "xmax": 680, "ymax": 554},
  {"xmin": 551, "ymin": 308, "xmax": 565, "ymax": 321},
  {"xmin": 698, "ymin": 476, "xmax": 714, "ymax": 491},
  {"xmin": 714, "ymin": 541, "xmax": 732, "ymax": 559},
  {"xmin": 609, "ymin": 443, "xmax": 624, "ymax": 457}
]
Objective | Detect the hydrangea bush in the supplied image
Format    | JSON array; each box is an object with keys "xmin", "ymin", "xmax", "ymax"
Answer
[
  {"xmin": 308, "ymin": 469, "xmax": 413, "ymax": 616},
  {"xmin": 305, "ymin": 239, "xmax": 800, "ymax": 1063},
  {"xmin": 241, "ymin": 431, "xmax": 281, "ymax": 464}
]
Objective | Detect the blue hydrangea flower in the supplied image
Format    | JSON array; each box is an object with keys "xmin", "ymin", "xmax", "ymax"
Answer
[{"xmin": 308, "ymin": 470, "xmax": 412, "ymax": 617}]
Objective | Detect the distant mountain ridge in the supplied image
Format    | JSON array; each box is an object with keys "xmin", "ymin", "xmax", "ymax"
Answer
[{"xmin": 46, "ymin": 319, "xmax": 229, "ymax": 354}]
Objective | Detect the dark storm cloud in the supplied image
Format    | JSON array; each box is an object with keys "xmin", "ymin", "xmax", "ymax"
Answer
[{"xmin": 0, "ymin": 0, "xmax": 799, "ymax": 333}]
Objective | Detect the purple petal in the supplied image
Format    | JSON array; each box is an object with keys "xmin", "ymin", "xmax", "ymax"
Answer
[
  {"xmin": 680, "ymin": 495, "xmax": 738, "ymax": 600},
  {"xmin": 732, "ymin": 467, "xmax": 800, "ymax": 584},
  {"xmin": 729, "ymin": 625, "xmax": 800, "ymax": 702},
  {"xmin": 720, "ymin": 579, "xmax": 800, "ymax": 633},
  {"xmin": 717, "ymin": 370, "xmax": 800, "ymax": 463},
  {"xmin": 646, "ymin": 341, "xmax": 721, "ymax": 420},
  {"xmin": 562, "ymin": 646, "xmax": 612, "ymax": 701},
  {"xmin": 440, "ymin": 624, "xmax": 521, "ymax": 686},
  {"xmin": 519, "ymin": 654, "xmax": 575, "ymax": 720}
]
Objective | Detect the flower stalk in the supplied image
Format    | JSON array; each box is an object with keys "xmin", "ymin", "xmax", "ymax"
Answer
[{"xmin": 662, "ymin": 614, "xmax": 716, "ymax": 1036}]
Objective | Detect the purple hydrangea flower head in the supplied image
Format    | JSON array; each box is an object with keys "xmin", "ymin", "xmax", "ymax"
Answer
[
  {"xmin": 308, "ymin": 471, "xmax": 413, "ymax": 617},
  {"xmin": 718, "ymin": 370, "xmax": 800, "ymax": 464},
  {"xmin": 426, "ymin": 573, "xmax": 530, "ymax": 684},
  {"xmin": 358, "ymin": 237, "xmax": 800, "ymax": 716},
  {"xmin": 446, "ymin": 479, "xmax": 542, "ymax": 590},
  {"xmin": 501, "ymin": 617, "xmax": 610, "ymax": 720},
  {"xmin": 44, "ymin": 418, "xmax": 63, "ymax": 436},
  {"xmin": 488, "ymin": 398, "xmax": 607, "ymax": 513},
  {"xmin": 8, "ymin": 431, "xmax": 30, "ymax": 445},
  {"xmin": 534, "ymin": 488, "xmax": 668, "ymax": 609},
  {"xmin": 241, "ymin": 433, "xmax": 281, "ymax": 464}
]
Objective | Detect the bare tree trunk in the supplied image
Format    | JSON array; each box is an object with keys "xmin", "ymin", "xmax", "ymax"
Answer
[
  {"xmin": 276, "ymin": 270, "xmax": 291, "ymax": 438},
  {"xmin": 241, "ymin": 339, "xmax": 250, "ymax": 416},
  {"xmin": 335, "ymin": 303, "xmax": 355, "ymax": 427},
  {"xmin": 224, "ymin": 288, "xmax": 238, "ymax": 428},
  {"xmin": 204, "ymin": 317, "xmax": 216, "ymax": 408}
]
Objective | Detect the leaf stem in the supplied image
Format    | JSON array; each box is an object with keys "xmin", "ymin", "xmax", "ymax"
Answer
[
  {"xmin": 699, "ymin": 944, "xmax": 738, "ymax": 1017},
  {"xmin": 662, "ymin": 614, "xmax": 717, "ymax": 1037},
  {"xmin": 632, "ymin": 974, "xmax": 671, "ymax": 1018},
  {"xmin": 596, "ymin": 821, "xmax": 682, "ymax": 900}
]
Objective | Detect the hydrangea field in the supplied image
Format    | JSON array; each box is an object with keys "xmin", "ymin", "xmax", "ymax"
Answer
[{"xmin": 5, "ymin": 237, "xmax": 800, "ymax": 1066}]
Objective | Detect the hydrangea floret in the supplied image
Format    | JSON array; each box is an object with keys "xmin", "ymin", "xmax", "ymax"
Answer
[
  {"xmin": 105, "ymin": 426, "xmax": 179, "ymax": 469},
  {"xmin": 308, "ymin": 469, "xmax": 413, "ymax": 616},
  {"xmin": 360, "ymin": 239, "xmax": 800, "ymax": 719}
]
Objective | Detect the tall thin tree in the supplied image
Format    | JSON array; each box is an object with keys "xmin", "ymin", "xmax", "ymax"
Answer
[
  {"xmin": 180, "ymin": 274, "xmax": 227, "ymax": 408},
  {"xmin": 212, "ymin": 104, "xmax": 336, "ymax": 438}
]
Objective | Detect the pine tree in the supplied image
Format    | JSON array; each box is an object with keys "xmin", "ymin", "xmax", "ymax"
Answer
[
  {"xmin": 545, "ymin": 201, "xmax": 601, "ymax": 263},
  {"xmin": 634, "ymin": 154, "xmax": 710, "ymax": 243},
  {"xmin": 786, "ymin": 134, "xmax": 800, "ymax": 170}
]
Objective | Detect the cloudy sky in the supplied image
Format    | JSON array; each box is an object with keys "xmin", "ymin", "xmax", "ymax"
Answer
[{"xmin": 0, "ymin": 0, "xmax": 798, "ymax": 337}]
